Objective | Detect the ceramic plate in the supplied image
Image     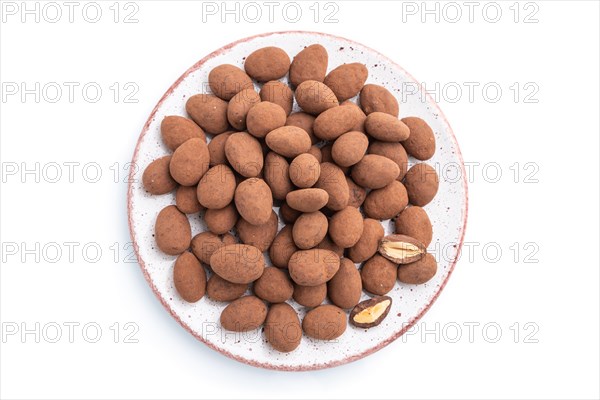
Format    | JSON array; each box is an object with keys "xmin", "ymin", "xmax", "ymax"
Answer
[{"xmin": 128, "ymin": 31, "xmax": 468, "ymax": 371}]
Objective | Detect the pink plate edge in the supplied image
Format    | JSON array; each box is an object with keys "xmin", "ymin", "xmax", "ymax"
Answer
[{"xmin": 127, "ymin": 30, "xmax": 470, "ymax": 372}]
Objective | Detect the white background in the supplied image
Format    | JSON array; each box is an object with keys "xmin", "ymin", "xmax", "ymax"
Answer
[{"xmin": 1, "ymin": 1, "xmax": 599, "ymax": 399}]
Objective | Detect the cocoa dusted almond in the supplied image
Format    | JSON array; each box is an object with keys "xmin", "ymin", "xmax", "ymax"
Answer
[
  {"xmin": 361, "ymin": 255, "xmax": 397, "ymax": 295},
  {"xmin": 206, "ymin": 274, "xmax": 247, "ymax": 302},
  {"xmin": 260, "ymin": 81, "xmax": 294, "ymax": 115},
  {"xmin": 234, "ymin": 178, "xmax": 273, "ymax": 226},
  {"xmin": 220, "ymin": 295, "xmax": 267, "ymax": 332},
  {"xmin": 207, "ymin": 131, "xmax": 233, "ymax": 166},
  {"xmin": 398, "ymin": 253, "xmax": 438, "ymax": 284},
  {"xmin": 161, "ymin": 116, "xmax": 206, "ymax": 151},
  {"xmin": 247, "ymin": 102, "xmax": 287, "ymax": 139},
  {"xmin": 286, "ymin": 188, "xmax": 329, "ymax": 213},
  {"xmin": 208, "ymin": 64, "xmax": 253, "ymax": 101},
  {"xmin": 349, "ymin": 296, "xmax": 392, "ymax": 328},
  {"xmin": 289, "ymin": 44, "xmax": 328, "ymax": 86},
  {"xmin": 264, "ymin": 303, "xmax": 301, "ymax": 352},
  {"xmin": 227, "ymin": 89, "xmax": 261, "ymax": 131},
  {"xmin": 315, "ymin": 162, "xmax": 349, "ymax": 211},
  {"xmin": 244, "ymin": 46, "xmax": 290, "ymax": 82},
  {"xmin": 265, "ymin": 126, "xmax": 312, "ymax": 158},
  {"xmin": 351, "ymin": 154, "xmax": 399, "ymax": 189},
  {"xmin": 359, "ymin": 84, "xmax": 399, "ymax": 117},
  {"xmin": 210, "ymin": 244, "xmax": 265, "ymax": 284},
  {"xmin": 263, "ymin": 152, "xmax": 293, "ymax": 201},
  {"xmin": 378, "ymin": 234, "xmax": 426, "ymax": 264},
  {"xmin": 288, "ymin": 249, "xmax": 340, "ymax": 286},
  {"xmin": 155, "ymin": 205, "xmax": 191, "ymax": 255},
  {"xmin": 186, "ymin": 94, "xmax": 229, "ymax": 134},
  {"xmin": 295, "ymin": 80, "xmax": 339, "ymax": 115},
  {"xmin": 365, "ymin": 112, "xmax": 410, "ymax": 142},
  {"xmin": 302, "ymin": 304, "xmax": 346, "ymax": 340},
  {"xmin": 173, "ymin": 252, "xmax": 206, "ymax": 303},
  {"xmin": 313, "ymin": 105, "xmax": 364, "ymax": 140},
  {"xmin": 169, "ymin": 138, "xmax": 210, "ymax": 186},
  {"xmin": 142, "ymin": 156, "xmax": 177, "ymax": 195},
  {"xmin": 323, "ymin": 63, "xmax": 368, "ymax": 103}
]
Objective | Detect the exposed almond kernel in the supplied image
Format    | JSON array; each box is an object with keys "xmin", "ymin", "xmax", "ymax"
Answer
[
  {"xmin": 378, "ymin": 234, "xmax": 426, "ymax": 264},
  {"xmin": 350, "ymin": 296, "xmax": 392, "ymax": 328}
]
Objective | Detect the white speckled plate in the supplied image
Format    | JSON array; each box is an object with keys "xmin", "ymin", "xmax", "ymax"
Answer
[{"xmin": 128, "ymin": 31, "xmax": 468, "ymax": 371}]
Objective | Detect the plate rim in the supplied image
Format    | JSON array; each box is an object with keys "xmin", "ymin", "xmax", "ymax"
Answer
[{"xmin": 127, "ymin": 30, "xmax": 469, "ymax": 371}]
